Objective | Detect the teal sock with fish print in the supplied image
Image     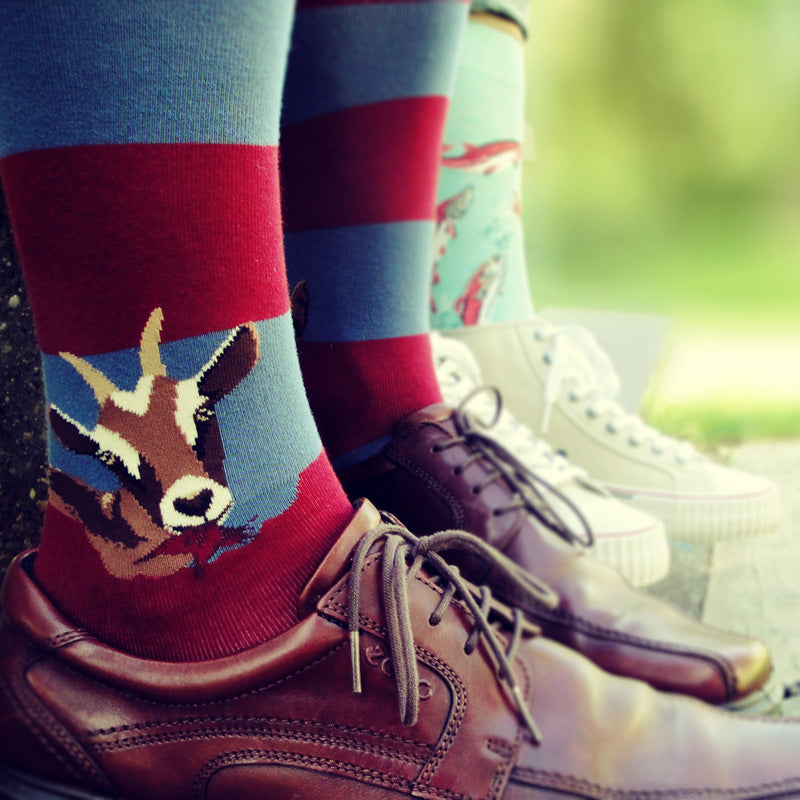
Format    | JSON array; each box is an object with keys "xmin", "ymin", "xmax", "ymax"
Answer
[{"xmin": 431, "ymin": 15, "xmax": 534, "ymax": 329}]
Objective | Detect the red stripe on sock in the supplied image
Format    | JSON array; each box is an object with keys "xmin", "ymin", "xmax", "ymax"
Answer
[
  {"xmin": 298, "ymin": 334, "xmax": 442, "ymax": 459},
  {"xmin": 281, "ymin": 97, "xmax": 449, "ymax": 233},
  {"xmin": 33, "ymin": 452, "xmax": 354, "ymax": 661},
  {"xmin": 2, "ymin": 144, "xmax": 289, "ymax": 356}
]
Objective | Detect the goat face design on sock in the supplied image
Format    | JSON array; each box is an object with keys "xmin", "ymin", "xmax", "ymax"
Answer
[{"xmin": 48, "ymin": 309, "xmax": 260, "ymax": 579}]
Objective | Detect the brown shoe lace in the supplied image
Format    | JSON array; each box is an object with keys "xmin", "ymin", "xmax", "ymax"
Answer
[
  {"xmin": 435, "ymin": 387, "xmax": 594, "ymax": 548},
  {"xmin": 347, "ymin": 519, "xmax": 559, "ymax": 744}
]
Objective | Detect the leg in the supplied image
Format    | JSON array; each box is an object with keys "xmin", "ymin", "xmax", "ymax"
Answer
[
  {"xmin": 430, "ymin": 4, "xmax": 780, "ymax": 547},
  {"xmin": 280, "ymin": 0, "xmax": 468, "ymax": 465},
  {"xmin": 0, "ymin": 0, "xmax": 353, "ymax": 661}
]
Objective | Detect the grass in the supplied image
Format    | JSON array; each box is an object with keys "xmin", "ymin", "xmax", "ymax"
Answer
[
  {"xmin": 523, "ymin": 207, "xmax": 800, "ymax": 447},
  {"xmin": 645, "ymin": 402, "xmax": 800, "ymax": 449}
]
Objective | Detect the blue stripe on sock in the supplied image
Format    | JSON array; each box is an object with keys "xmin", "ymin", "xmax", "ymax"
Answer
[
  {"xmin": 0, "ymin": 0, "xmax": 292, "ymax": 156},
  {"xmin": 43, "ymin": 314, "xmax": 321, "ymax": 524},
  {"xmin": 281, "ymin": 1, "xmax": 467, "ymax": 126},
  {"xmin": 285, "ymin": 221, "xmax": 435, "ymax": 342}
]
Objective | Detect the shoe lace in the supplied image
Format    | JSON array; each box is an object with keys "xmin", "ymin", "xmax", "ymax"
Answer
[
  {"xmin": 435, "ymin": 386, "xmax": 594, "ymax": 549},
  {"xmin": 534, "ymin": 321, "xmax": 699, "ymax": 463},
  {"xmin": 347, "ymin": 519, "xmax": 559, "ymax": 743},
  {"xmin": 433, "ymin": 332, "xmax": 585, "ymax": 485}
]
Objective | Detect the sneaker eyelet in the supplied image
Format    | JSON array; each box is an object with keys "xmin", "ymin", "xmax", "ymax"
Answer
[
  {"xmin": 542, "ymin": 353, "xmax": 552, "ymax": 365},
  {"xmin": 568, "ymin": 391, "xmax": 578, "ymax": 403},
  {"xmin": 628, "ymin": 436, "xmax": 640, "ymax": 447},
  {"xmin": 586, "ymin": 407, "xmax": 598, "ymax": 419},
  {"xmin": 471, "ymin": 486, "xmax": 480, "ymax": 495},
  {"xmin": 453, "ymin": 466, "xmax": 462, "ymax": 476},
  {"xmin": 606, "ymin": 423, "xmax": 617, "ymax": 434}
]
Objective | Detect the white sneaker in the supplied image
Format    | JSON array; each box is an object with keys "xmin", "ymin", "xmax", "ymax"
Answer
[
  {"xmin": 444, "ymin": 318, "xmax": 781, "ymax": 543},
  {"xmin": 432, "ymin": 332, "xmax": 670, "ymax": 586}
]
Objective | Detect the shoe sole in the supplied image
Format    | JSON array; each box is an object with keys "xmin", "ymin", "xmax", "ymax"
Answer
[
  {"xmin": 605, "ymin": 485, "xmax": 781, "ymax": 544},
  {"xmin": 592, "ymin": 523, "xmax": 671, "ymax": 587},
  {"xmin": 0, "ymin": 762, "xmax": 111, "ymax": 800},
  {"xmin": 721, "ymin": 671, "xmax": 785, "ymax": 716}
]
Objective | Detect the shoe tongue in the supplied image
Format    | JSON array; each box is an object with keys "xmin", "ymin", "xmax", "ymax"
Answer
[{"xmin": 297, "ymin": 498, "xmax": 383, "ymax": 617}]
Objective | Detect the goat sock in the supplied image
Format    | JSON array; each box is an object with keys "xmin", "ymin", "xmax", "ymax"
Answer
[
  {"xmin": 0, "ymin": 0, "xmax": 353, "ymax": 661},
  {"xmin": 281, "ymin": 0, "xmax": 468, "ymax": 466},
  {"xmin": 430, "ymin": 15, "xmax": 535, "ymax": 329}
]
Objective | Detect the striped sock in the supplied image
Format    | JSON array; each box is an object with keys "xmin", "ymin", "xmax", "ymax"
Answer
[
  {"xmin": 281, "ymin": 0, "xmax": 469, "ymax": 465},
  {"xmin": 431, "ymin": 16, "xmax": 535, "ymax": 329},
  {"xmin": 0, "ymin": 0, "xmax": 353, "ymax": 661}
]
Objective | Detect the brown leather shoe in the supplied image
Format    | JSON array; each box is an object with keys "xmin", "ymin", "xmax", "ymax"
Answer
[
  {"xmin": 3, "ymin": 500, "xmax": 800, "ymax": 799},
  {"xmin": 340, "ymin": 404, "xmax": 773, "ymax": 708}
]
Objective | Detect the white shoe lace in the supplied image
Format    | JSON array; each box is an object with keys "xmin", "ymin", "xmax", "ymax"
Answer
[
  {"xmin": 431, "ymin": 333, "xmax": 585, "ymax": 485},
  {"xmin": 532, "ymin": 320, "xmax": 700, "ymax": 464}
]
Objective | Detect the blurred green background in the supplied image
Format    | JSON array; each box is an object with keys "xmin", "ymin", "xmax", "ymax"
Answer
[{"xmin": 520, "ymin": 0, "xmax": 800, "ymax": 445}]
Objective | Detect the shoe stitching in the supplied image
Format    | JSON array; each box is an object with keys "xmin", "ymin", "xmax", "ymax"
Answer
[
  {"xmin": 324, "ymin": 530, "xmax": 552, "ymax": 786},
  {"xmin": 485, "ymin": 661, "xmax": 529, "ymax": 800},
  {"xmin": 90, "ymin": 715, "xmax": 429, "ymax": 751},
  {"xmin": 191, "ymin": 749, "xmax": 418, "ymax": 800},
  {"xmin": 91, "ymin": 724, "xmax": 429, "ymax": 764},
  {"xmin": 385, "ymin": 440, "xmax": 467, "ymax": 531},
  {"xmin": 323, "ymin": 552, "xmax": 472, "ymax": 779},
  {"xmin": 510, "ymin": 766, "xmax": 800, "ymax": 799},
  {"xmin": 48, "ymin": 637, "xmax": 360, "ymax": 710},
  {"xmin": 191, "ymin": 748, "xmax": 474, "ymax": 800},
  {"xmin": 397, "ymin": 409, "xmax": 742, "ymax": 701},
  {"xmin": 5, "ymin": 648, "xmax": 111, "ymax": 792},
  {"xmin": 40, "ymin": 629, "xmax": 93, "ymax": 652},
  {"xmin": 523, "ymin": 604, "xmax": 739, "ymax": 700}
]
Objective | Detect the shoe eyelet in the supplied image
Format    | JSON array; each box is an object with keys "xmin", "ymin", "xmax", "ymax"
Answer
[
  {"xmin": 431, "ymin": 445, "xmax": 442, "ymax": 454},
  {"xmin": 586, "ymin": 407, "xmax": 598, "ymax": 419},
  {"xmin": 492, "ymin": 508, "xmax": 503, "ymax": 517},
  {"xmin": 453, "ymin": 466, "xmax": 462, "ymax": 476},
  {"xmin": 606, "ymin": 423, "xmax": 617, "ymax": 434},
  {"xmin": 627, "ymin": 436, "xmax": 640, "ymax": 447},
  {"xmin": 542, "ymin": 352, "xmax": 552, "ymax": 365},
  {"xmin": 568, "ymin": 391, "xmax": 578, "ymax": 403},
  {"xmin": 428, "ymin": 615, "xmax": 441, "ymax": 627},
  {"xmin": 471, "ymin": 486, "xmax": 480, "ymax": 495}
]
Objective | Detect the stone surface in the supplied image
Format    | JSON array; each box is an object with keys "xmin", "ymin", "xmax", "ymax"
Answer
[
  {"xmin": 701, "ymin": 441, "xmax": 800, "ymax": 713},
  {"xmin": 0, "ymin": 192, "xmax": 46, "ymax": 583}
]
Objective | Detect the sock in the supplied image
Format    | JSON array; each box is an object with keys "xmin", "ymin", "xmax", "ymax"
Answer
[
  {"xmin": 0, "ymin": 0, "xmax": 353, "ymax": 661},
  {"xmin": 431, "ymin": 16, "xmax": 535, "ymax": 329},
  {"xmin": 281, "ymin": 0, "xmax": 469, "ymax": 465}
]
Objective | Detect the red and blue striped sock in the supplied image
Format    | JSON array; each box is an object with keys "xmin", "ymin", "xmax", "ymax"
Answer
[
  {"xmin": 0, "ymin": 0, "xmax": 353, "ymax": 661},
  {"xmin": 282, "ymin": 0, "xmax": 469, "ymax": 466}
]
